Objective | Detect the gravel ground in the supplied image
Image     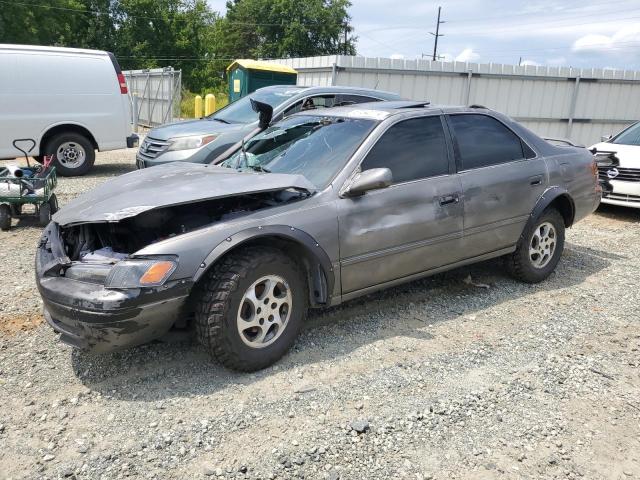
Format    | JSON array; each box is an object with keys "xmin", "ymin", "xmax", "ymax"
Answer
[{"xmin": 1, "ymin": 150, "xmax": 639, "ymax": 480}]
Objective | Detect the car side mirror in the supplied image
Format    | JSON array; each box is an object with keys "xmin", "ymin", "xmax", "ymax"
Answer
[
  {"xmin": 344, "ymin": 168, "xmax": 393, "ymax": 197},
  {"xmin": 250, "ymin": 98, "xmax": 273, "ymax": 130},
  {"xmin": 601, "ymin": 134, "xmax": 612, "ymax": 142}
]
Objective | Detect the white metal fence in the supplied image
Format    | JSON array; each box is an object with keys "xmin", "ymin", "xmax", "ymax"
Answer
[
  {"xmin": 123, "ymin": 68, "xmax": 181, "ymax": 128},
  {"xmin": 270, "ymin": 55, "xmax": 640, "ymax": 146}
]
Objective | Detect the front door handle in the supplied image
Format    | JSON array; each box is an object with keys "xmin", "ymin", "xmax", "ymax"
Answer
[
  {"xmin": 439, "ymin": 194, "xmax": 459, "ymax": 206},
  {"xmin": 529, "ymin": 175, "xmax": 543, "ymax": 186}
]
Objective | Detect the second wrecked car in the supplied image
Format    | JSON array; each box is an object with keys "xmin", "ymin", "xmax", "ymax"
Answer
[{"xmin": 36, "ymin": 101, "xmax": 601, "ymax": 371}]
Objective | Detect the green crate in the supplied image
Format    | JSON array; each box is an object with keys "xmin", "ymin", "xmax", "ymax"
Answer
[{"xmin": 0, "ymin": 166, "xmax": 57, "ymax": 205}]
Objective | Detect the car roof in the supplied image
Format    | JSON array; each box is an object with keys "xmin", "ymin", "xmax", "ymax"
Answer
[{"xmin": 255, "ymin": 84, "xmax": 401, "ymax": 100}]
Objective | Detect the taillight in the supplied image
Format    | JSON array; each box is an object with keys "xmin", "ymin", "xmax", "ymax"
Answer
[
  {"xmin": 117, "ymin": 73, "xmax": 128, "ymax": 94},
  {"xmin": 590, "ymin": 158, "xmax": 598, "ymax": 178}
]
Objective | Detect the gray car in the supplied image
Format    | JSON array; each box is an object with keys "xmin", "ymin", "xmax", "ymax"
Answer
[
  {"xmin": 136, "ymin": 85, "xmax": 401, "ymax": 168},
  {"xmin": 36, "ymin": 101, "xmax": 601, "ymax": 371}
]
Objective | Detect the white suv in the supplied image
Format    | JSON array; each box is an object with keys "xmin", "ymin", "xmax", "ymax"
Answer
[
  {"xmin": 0, "ymin": 44, "xmax": 138, "ymax": 176},
  {"xmin": 591, "ymin": 121, "xmax": 640, "ymax": 208}
]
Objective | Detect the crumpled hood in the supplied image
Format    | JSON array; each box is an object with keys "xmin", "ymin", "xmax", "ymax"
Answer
[
  {"xmin": 148, "ymin": 118, "xmax": 245, "ymax": 140},
  {"xmin": 53, "ymin": 162, "xmax": 315, "ymax": 226},
  {"xmin": 590, "ymin": 142, "xmax": 640, "ymax": 168}
]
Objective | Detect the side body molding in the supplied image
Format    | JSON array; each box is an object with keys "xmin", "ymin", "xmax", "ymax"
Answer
[{"xmin": 194, "ymin": 225, "xmax": 335, "ymax": 306}]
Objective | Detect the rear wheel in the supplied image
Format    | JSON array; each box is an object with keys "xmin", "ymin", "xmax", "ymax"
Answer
[
  {"xmin": 45, "ymin": 133, "xmax": 95, "ymax": 176},
  {"xmin": 195, "ymin": 247, "xmax": 308, "ymax": 372},
  {"xmin": 0, "ymin": 204, "xmax": 11, "ymax": 231},
  {"xmin": 506, "ymin": 208, "xmax": 565, "ymax": 283}
]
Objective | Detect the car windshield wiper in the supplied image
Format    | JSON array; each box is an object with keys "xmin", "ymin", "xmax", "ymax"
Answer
[
  {"xmin": 210, "ymin": 117, "xmax": 230, "ymax": 124},
  {"xmin": 245, "ymin": 164, "xmax": 271, "ymax": 173}
]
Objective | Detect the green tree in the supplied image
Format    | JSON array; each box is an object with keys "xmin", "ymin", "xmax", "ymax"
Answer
[
  {"xmin": 112, "ymin": 0, "xmax": 221, "ymax": 90},
  {"xmin": 214, "ymin": 0, "xmax": 356, "ymax": 60},
  {"xmin": 0, "ymin": 0, "xmax": 117, "ymax": 49}
]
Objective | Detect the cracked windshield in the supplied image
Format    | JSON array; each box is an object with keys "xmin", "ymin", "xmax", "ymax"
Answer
[{"xmin": 222, "ymin": 115, "xmax": 376, "ymax": 188}]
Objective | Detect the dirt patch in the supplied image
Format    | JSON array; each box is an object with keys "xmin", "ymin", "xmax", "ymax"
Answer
[{"xmin": 0, "ymin": 313, "xmax": 43, "ymax": 335}]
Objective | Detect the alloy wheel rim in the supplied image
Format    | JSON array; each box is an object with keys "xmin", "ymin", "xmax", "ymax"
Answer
[
  {"xmin": 237, "ymin": 275, "xmax": 292, "ymax": 348},
  {"xmin": 56, "ymin": 142, "xmax": 86, "ymax": 168},
  {"xmin": 529, "ymin": 221, "xmax": 556, "ymax": 269}
]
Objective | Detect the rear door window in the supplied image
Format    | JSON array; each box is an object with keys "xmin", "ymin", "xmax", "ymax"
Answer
[
  {"xmin": 448, "ymin": 114, "xmax": 529, "ymax": 170},
  {"xmin": 361, "ymin": 116, "xmax": 450, "ymax": 183}
]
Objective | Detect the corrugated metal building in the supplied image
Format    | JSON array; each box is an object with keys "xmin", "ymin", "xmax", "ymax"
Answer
[{"xmin": 268, "ymin": 55, "xmax": 640, "ymax": 146}]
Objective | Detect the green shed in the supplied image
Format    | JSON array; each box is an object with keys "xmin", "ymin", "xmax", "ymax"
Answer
[{"xmin": 227, "ymin": 59, "xmax": 298, "ymax": 102}]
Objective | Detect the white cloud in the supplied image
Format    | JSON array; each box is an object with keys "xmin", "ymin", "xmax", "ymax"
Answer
[
  {"xmin": 390, "ymin": 53, "xmax": 405, "ymax": 60},
  {"xmin": 547, "ymin": 57, "xmax": 567, "ymax": 66},
  {"xmin": 455, "ymin": 48, "xmax": 480, "ymax": 62},
  {"xmin": 520, "ymin": 59, "xmax": 541, "ymax": 67},
  {"xmin": 572, "ymin": 24, "xmax": 640, "ymax": 53}
]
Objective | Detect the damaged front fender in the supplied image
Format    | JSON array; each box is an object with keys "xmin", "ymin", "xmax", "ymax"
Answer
[{"xmin": 195, "ymin": 225, "xmax": 335, "ymax": 305}]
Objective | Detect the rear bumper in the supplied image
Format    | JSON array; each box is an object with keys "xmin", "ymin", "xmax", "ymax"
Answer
[{"xmin": 127, "ymin": 134, "xmax": 140, "ymax": 149}]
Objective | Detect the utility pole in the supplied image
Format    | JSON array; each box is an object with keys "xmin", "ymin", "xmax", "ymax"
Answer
[
  {"xmin": 343, "ymin": 23, "xmax": 349, "ymax": 55},
  {"xmin": 430, "ymin": 6, "xmax": 445, "ymax": 61}
]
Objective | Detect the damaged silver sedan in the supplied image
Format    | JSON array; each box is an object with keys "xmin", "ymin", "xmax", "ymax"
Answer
[{"xmin": 36, "ymin": 101, "xmax": 602, "ymax": 371}]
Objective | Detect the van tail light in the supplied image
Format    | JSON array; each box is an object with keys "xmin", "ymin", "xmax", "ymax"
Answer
[{"xmin": 117, "ymin": 73, "xmax": 128, "ymax": 94}]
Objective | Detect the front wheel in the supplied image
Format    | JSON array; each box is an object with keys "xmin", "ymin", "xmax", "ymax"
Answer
[
  {"xmin": 506, "ymin": 208, "xmax": 565, "ymax": 283},
  {"xmin": 195, "ymin": 247, "xmax": 308, "ymax": 372}
]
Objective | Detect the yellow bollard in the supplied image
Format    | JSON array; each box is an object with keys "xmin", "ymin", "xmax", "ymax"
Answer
[
  {"xmin": 205, "ymin": 94, "xmax": 216, "ymax": 116},
  {"xmin": 194, "ymin": 95, "xmax": 203, "ymax": 118}
]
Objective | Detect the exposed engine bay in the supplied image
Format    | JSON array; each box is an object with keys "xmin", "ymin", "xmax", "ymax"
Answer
[{"xmin": 60, "ymin": 190, "xmax": 308, "ymax": 261}]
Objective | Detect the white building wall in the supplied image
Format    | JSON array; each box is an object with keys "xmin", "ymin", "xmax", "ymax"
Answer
[{"xmin": 269, "ymin": 55, "xmax": 640, "ymax": 146}]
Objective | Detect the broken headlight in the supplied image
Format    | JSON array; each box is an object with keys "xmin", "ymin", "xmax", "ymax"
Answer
[
  {"xmin": 105, "ymin": 259, "xmax": 177, "ymax": 289},
  {"xmin": 167, "ymin": 134, "xmax": 217, "ymax": 151}
]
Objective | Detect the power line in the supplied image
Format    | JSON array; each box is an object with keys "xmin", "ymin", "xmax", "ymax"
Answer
[{"xmin": 358, "ymin": 5, "xmax": 640, "ymax": 36}]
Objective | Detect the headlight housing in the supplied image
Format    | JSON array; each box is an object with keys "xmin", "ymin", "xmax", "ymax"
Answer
[
  {"xmin": 105, "ymin": 259, "xmax": 177, "ymax": 289},
  {"xmin": 166, "ymin": 134, "xmax": 217, "ymax": 151}
]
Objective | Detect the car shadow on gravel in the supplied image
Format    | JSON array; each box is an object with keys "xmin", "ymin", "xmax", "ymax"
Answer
[
  {"xmin": 594, "ymin": 204, "xmax": 640, "ymax": 222},
  {"xmin": 70, "ymin": 241, "xmax": 620, "ymax": 401},
  {"xmin": 77, "ymin": 162, "xmax": 135, "ymax": 178}
]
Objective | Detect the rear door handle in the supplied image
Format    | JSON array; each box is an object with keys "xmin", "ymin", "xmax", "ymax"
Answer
[
  {"xmin": 529, "ymin": 175, "xmax": 543, "ymax": 186},
  {"xmin": 439, "ymin": 194, "xmax": 459, "ymax": 206}
]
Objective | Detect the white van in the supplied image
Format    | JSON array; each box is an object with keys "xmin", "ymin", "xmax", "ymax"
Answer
[{"xmin": 0, "ymin": 44, "xmax": 138, "ymax": 176}]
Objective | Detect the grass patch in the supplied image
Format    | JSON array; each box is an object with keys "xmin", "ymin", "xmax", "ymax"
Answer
[{"xmin": 181, "ymin": 89, "xmax": 229, "ymax": 119}]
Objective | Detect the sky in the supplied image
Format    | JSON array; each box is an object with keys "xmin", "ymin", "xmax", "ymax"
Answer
[{"xmin": 206, "ymin": 0, "xmax": 640, "ymax": 70}]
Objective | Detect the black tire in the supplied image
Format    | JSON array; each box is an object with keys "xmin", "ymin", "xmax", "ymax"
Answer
[
  {"xmin": 45, "ymin": 133, "xmax": 95, "ymax": 177},
  {"xmin": 33, "ymin": 156, "xmax": 44, "ymax": 165},
  {"xmin": 10, "ymin": 203, "xmax": 22, "ymax": 216},
  {"xmin": 195, "ymin": 247, "xmax": 308, "ymax": 372},
  {"xmin": 506, "ymin": 208, "xmax": 565, "ymax": 283},
  {"xmin": 39, "ymin": 202, "xmax": 52, "ymax": 227},
  {"xmin": 48, "ymin": 193, "xmax": 59, "ymax": 215},
  {"xmin": 0, "ymin": 204, "xmax": 11, "ymax": 231}
]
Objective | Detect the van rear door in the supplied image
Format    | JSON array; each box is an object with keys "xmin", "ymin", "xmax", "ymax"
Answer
[{"xmin": 107, "ymin": 52, "xmax": 133, "ymax": 146}]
